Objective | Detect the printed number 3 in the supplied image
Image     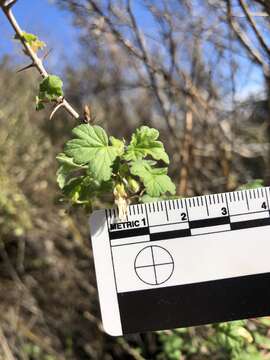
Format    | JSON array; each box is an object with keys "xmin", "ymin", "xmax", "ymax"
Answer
[{"xmin": 221, "ymin": 207, "xmax": 228, "ymax": 215}]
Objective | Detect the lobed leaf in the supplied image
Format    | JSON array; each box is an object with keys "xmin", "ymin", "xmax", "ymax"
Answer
[
  {"xmin": 130, "ymin": 160, "xmax": 176, "ymax": 197},
  {"xmin": 109, "ymin": 136, "xmax": 125, "ymax": 156},
  {"xmin": 36, "ymin": 75, "xmax": 64, "ymax": 110},
  {"xmin": 56, "ymin": 153, "xmax": 87, "ymax": 169},
  {"xmin": 124, "ymin": 126, "xmax": 169, "ymax": 164},
  {"xmin": 64, "ymin": 124, "xmax": 121, "ymax": 182},
  {"xmin": 56, "ymin": 153, "xmax": 87, "ymax": 189},
  {"xmin": 61, "ymin": 174, "xmax": 113, "ymax": 204},
  {"xmin": 40, "ymin": 75, "xmax": 63, "ymax": 98}
]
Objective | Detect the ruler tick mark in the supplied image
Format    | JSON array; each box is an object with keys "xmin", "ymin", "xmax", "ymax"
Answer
[
  {"xmin": 245, "ymin": 191, "xmax": 250, "ymax": 210},
  {"xmin": 205, "ymin": 198, "xmax": 210, "ymax": 216},
  {"xmin": 164, "ymin": 202, "xmax": 169, "ymax": 222}
]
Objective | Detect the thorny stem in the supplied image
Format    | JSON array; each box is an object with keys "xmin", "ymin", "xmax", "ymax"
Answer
[{"xmin": 0, "ymin": 0, "xmax": 80, "ymax": 120}]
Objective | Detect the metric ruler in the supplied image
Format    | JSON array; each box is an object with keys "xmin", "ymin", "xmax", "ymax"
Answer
[{"xmin": 90, "ymin": 187, "xmax": 270, "ymax": 336}]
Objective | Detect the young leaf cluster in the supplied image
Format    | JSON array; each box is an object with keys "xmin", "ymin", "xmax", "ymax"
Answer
[
  {"xmin": 15, "ymin": 31, "xmax": 46, "ymax": 53},
  {"xmin": 56, "ymin": 124, "xmax": 175, "ymax": 213},
  {"xmin": 36, "ymin": 75, "xmax": 64, "ymax": 110},
  {"xmin": 14, "ymin": 31, "xmax": 64, "ymax": 112}
]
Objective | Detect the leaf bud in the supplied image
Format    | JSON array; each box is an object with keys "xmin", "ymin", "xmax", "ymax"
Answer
[{"xmin": 127, "ymin": 177, "xmax": 140, "ymax": 193}]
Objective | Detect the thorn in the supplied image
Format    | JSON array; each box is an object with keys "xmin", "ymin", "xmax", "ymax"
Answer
[
  {"xmin": 50, "ymin": 102, "xmax": 64, "ymax": 120},
  {"xmin": 16, "ymin": 62, "xmax": 35, "ymax": 73},
  {"xmin": 42, "ymin": 48, "xmax": 52, "ymax": 61},
  {"xmin": 2, "ymin": 0, "xmax": 18, "ymax": 8}
]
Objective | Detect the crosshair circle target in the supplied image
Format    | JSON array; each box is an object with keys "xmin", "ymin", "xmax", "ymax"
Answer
[{"xmin": 134, "ymin": 246, "xmax": 174, "ymax": 285}]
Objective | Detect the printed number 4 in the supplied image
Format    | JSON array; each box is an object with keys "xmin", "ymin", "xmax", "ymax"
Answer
[{"xmin": 262, "ymin": 202, "xmax": 267, "ymax": 210}]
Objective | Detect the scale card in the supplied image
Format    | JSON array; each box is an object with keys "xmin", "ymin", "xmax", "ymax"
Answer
[{"xmin": 90, "ymin": 187, "xmax": 270, "ymax": 336}]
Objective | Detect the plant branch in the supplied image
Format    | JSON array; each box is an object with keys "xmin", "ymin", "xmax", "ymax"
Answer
[
  {"xmin": 0, "ymin": 326, "xmax": 16, "ymax": 360},
  {"xmin": 126, "ymin": 0, "xmax": 177, "ymax": 142},
  {"xmin": 0, "ymin": 2, "xmax": 80, "ymax": 120},
  {"xmin": 87, "ymin": 0, "xmax": 210, "ymax": 125},
  {"xmin": 238, "ymin": 0, "xmax": 270, "ymax": 58},
  {"xmin": 225, "ymin": 0, "xmax": 267, "ymax": 70}
]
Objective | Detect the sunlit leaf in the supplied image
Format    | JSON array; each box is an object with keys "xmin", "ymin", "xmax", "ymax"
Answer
[
  {"xmin": 130, "ymin": 160, "xmax": 175, "ymax": 197},
  {"xmin": 64, "ymin": 124, "xmax": 119, "ymax": 181},
  {"xmin": 124, "ymin": 126, "xmax": 169, "ymax": 164}
]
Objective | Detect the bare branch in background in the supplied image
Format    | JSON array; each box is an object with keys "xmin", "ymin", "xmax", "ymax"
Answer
[
  {"xmin": 126, "ymin": 0, "xmax": 177, "ymax": 143},
  {"xmin": 0, "ymin": 1, "xmax": 80, "ymax": 120},
  {"xmin": 238, "ymin": 0, "xmax": 270, "ymax": 59},
  {"xmin": 0, "ymin": 326, "xmax": 16, "ymax": 360},
  {"xmin": 225, "ymin": 0, "xmax": 265, "ymax": 68},
  {"xmin": 225, "ymin": 0, "xmax": 270, "ymax": 77}
]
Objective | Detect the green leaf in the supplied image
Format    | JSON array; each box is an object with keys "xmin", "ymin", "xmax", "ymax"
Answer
[
  {"xmin": 56, "ymin": 153, "xmax": 88, "ymax": 169},
  {"xmin": 22, "ymin": 32, "xmax": 37, "ymax": 43},
  {"xmin": 56, "ymin": 166, "xmax": 67, "ymax": 189},
  {"xmin": 35, "ymin": 96, "xmax": 45, "ymax": 111},
  {"xmin": 40, "ymin": 75, "xmax": 63, "ymax": 94},
  {"xmin": 140, "ymin": 194, "xmax": 162, "ymax": 203},
  {"xmin": 238, "ymin": 179, "xmax": 264, "ymax": 190},
  {"xmin": 61, "ymin": 174, "xmax": 113, "ymax": 204},
  {"xmin": 64, "ymin": 124, "xmax": 119, "ymax": 181},
  {"xmin": 140, "ymin": 194, "xmax": 179, "ymax": 203},
  {"xmin": 56, "ymin": 153, "xmax": 88, "ymax": 189},
  {"xmin": 15, "ymin": 31, "xmax": 46, "ymax": 52},
  {"xmin": 130, "ymin": 160, "xmax": 176, "ymax": 197},
  {"xmin": 38, "ymin": 75, "xmax": 64, "ymax": 105},
  {"xmin": 62, "ymin": 177, "xmax": 84, "ymax": 203},
  {"xmin": 110, "ymin": 136, "xmax": 125, "ymax": 156},
  {"xmin": 124, "ymin": 126, "xmax": 169, "ymax": 164}
]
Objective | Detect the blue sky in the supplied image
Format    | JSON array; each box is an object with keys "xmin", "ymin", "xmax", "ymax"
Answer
[
  {"xmin": 0, "ymin": 0, "xmax": 81, "ymax": 72},
  {"xmin": 0, "ymin": 0, "xmax": 265, "ymax": 99}
]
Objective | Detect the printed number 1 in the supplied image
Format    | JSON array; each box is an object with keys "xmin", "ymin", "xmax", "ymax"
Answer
[{"xmin": 142, "ymin": 218, "xmax": 146, "ymax": 226}]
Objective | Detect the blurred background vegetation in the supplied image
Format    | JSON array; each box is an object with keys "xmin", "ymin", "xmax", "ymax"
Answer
[{"xmin": 1, "ymin": 0, "xmax": 270, "ymax": 359}]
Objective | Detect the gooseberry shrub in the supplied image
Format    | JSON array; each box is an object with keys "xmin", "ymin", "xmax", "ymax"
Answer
[
  {"xmin": 12, "ymin": 30, "xmax": 176, "ymax": 216},
  {"xmin": 56, "ymin": 124, "xmax": 176, "ymax": 217},
  {"xmin": 6, "ymin": 18, "xmax": 268, "ymax": 360}
]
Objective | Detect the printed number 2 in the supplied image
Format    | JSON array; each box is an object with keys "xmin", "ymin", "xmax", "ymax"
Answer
[{"xmin": 181, "ymin": 213, "xmax": 187, "ymax": 221}]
